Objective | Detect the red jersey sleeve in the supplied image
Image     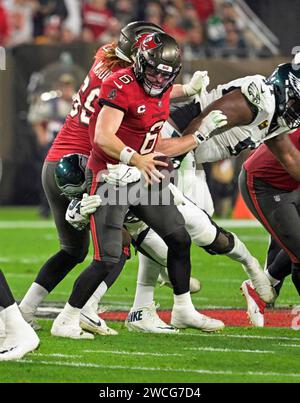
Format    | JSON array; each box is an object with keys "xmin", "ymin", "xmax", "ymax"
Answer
[{"xmin": 98, "ymin": 75, "xmax": 130, "ymax": 114}]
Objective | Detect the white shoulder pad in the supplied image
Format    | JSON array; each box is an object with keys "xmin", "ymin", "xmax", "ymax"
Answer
[{"xmin": 240, "ymin": 75, "xmax": 268, "ymax": 111}]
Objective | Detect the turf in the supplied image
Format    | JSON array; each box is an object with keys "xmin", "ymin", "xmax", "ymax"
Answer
[{"xmin": 0, "ymin": 207, "xmax": 300, "ymax": 383}]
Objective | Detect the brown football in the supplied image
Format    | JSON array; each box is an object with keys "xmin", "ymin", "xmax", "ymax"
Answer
[{"xmin": 153, "ymin": 154, "xmax": 174, "ymax": 173}]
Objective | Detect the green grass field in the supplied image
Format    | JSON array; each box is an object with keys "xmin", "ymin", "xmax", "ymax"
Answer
[{"xmin": 0, "ymin": 207, "xmax": 300, "ymax": 383}]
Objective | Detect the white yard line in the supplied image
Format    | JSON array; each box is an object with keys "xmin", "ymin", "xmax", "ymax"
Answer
[
  {"xmin": 83, "ymin": 350, "xmax": 183, "ymax": 357},
  {"xmin": 0, "ymin": 221, "xmax": 55, "ymax": 229},
  {"xmin": 18, "ymin": 359, "xmax": 300, "ymax": 378},
  {"xmin": 185, "ymin": 347, "xmax": 274, "ymax": 354},
  {"xmin": 177, "ymin": 333, "xmax": 299, "ymax": 341},
  {"xmin": 280, "ymin": 343, "xmax": 300, "ymax": 348},
  {"xmin": 0, "ymin": 219, "xmax": 262, "ymax": 229},
  {"xmin": 34, "ymin": 353, "xmax": 82, "ymax": 359}
]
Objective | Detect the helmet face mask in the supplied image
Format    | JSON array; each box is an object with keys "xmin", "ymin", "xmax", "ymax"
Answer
[
  {"xmin": 281, "ymin": 98, "xmax": 300, "ymax": 129},
  {"xmin": 115, "ymin": 21, "xmax": 164, "ymax": 63},
  {"xmin": 134, "ymin": 33, "xmax": 181, "ymax": 97},
  {"xmin": 54, "ymin": 154, "xmax": 88, "ymax": 199},
  {"xmin": 267, "ymin": 63, "xmax": 300, "ymax": 129}
]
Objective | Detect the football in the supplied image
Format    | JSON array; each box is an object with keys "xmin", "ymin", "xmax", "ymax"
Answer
[{"xmin": 153, "ymin": 154, "xmax": 174, "ymax": 174}]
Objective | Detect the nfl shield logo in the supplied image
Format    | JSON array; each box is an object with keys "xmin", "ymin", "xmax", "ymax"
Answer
[{"xmin": 158, "ymin": 101, "xmax": 162, "ymax": 107}]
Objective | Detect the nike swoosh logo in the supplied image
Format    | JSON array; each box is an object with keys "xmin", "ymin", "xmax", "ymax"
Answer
[
  {"xmin": 114, "ymin": 81, "xmax": 123, "ymax": 89},
  {"xmin": 0, "ymin": 346, "xmax": 16, "ymax": 354},
  {"xmin": 81, "ymin": 313, "xmax": 102, "ymax": 327},
  {"xmin": 68, "ymin": 213, "xmax": 76, "ymax": 219}
]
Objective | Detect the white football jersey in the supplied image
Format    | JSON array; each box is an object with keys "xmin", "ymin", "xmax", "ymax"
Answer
[{"xmin": 194, "ymin": 74, "xmax": 291, "ymax": 163}]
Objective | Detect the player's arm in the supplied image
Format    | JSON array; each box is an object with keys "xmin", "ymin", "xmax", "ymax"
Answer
[
  {"xmin": 94, "ymin": 105, "xmax": 127, "ymax": 160},
  {"xmin": 265, "ymin": 133, "xmax": 300, "ymax": 182},
  {"xmin": 157, "ymin": 89, "xmax": 255, "ymax": 157},
  {"xmin": 94, "ymin": 105, "xmax": 168, "ymax": 184}
]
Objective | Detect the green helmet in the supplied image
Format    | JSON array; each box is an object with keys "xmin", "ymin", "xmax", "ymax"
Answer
[
  {"xmin": 115, "ymin": 21, "xmax": 164, "ymax": 63},
  {"xmin": 266, "ymin": 62, "xmax": 300, "ymax": 129},
  {"xmin": 54, "ymin": 154, "xmax": 88, "ymax": 198}
]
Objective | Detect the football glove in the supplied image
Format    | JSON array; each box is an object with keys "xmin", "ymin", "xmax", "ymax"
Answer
[
  {"xmin": 65, "ymin": 194, "xmax": 102, "ymax": 231},
  {"xmin": 194, "ymin": 110, "xmax": 228, "ymax": 145},
  {"xmin": 65, "ymin": 198, "xmax": 89, "ymax": 230},
  {"xmin": 102, "ymin": 163, "xmax": 141, "ymax": 187},
  {"xmin": 80, "ymin": 193, "xmax": 102, "ymax": 217},
  {"xmin": 182, "ymin": 71, "xmax": 210, "ymax": 97}
]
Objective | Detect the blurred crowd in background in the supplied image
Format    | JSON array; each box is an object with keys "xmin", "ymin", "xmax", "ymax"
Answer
[
  {"xmin": 0, "ymin": 0, "xmax": 272, "ymax": 58},
  {"xmin": 0, "ymin": 0, "xmax": 276, "ymax": 217}
]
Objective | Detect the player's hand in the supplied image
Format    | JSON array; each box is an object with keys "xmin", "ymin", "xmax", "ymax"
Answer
[
  {"xmin": 131, "ymin": 152, "xmax": 168, "ymax": 185},
  {"xmin": 80, "ymin": 193, "xmax": 102, "ymax": 218},
  {"xmin": 65, "ymin": 198, "xmax": 89, "ymax": 231},
  {"xmin": 194, "ymin": 110, "xmax": 228, "ymax": 145},
  {"xmin": 102, "ymin": 163, "xmax": 141, "ymax": 187},
  {"xmin": 183, "ymin": 71, "xmax": 210, "ymax": 97}
]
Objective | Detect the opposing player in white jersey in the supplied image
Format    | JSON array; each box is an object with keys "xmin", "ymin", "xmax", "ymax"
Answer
[{"xmin": 123, "ymin": 62, "xmax": 300, "ymax": 332}]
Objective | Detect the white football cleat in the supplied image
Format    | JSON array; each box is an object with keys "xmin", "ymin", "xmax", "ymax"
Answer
[
  {"xmin": 171, "ymin": 306, "xmax": 225, "ymax": 332},
  {"xmin": 51, "ymin": 313, "xmax": 94, "ymax": 340},
  {"xmin": 0, "ymin": 323, "xmax": 40, "ymax": 361},
  {"xmin": 243, "ymin": 259, "xmax": 276, "ymax": 304},
  {"xmin": 125, "ymin": 303, "xmax": 178, "ymax": 334},
  {"xmin": 241, "ymin": 280, "xmax": 267, "ymax": 327},
  {"xmin": 80, "ymin": 304, "xmax": 118, "ymax": 336},
  {"xmin": 158, "ymin": 273, "xmax": 201, "ymax": 294}
]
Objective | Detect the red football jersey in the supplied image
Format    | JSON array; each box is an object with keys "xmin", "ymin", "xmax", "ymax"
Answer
[
  {"xmin": 46, "ymin": 47, "xmax": 117, "ymax": 162},
  {"xmin": 88, "ymin": 66, "xmax": 172, "ymax": 173},
  {"xmin": 244, "ymin": 129, "xmax": 300, "ymax": 191}
]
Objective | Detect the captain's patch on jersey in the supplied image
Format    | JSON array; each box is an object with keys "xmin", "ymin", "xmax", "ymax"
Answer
[{"xmin": 247, "ymin": 82, "xmax": 261, "ymax": 105}]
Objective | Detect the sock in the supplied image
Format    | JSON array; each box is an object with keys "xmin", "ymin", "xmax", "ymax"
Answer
[
  {"xmin": 133, "ymin": 285, "xmax": 155, "ymax": 310},
  {"xmin": 226, "ymin": 234, "xmax": 261, "ymax": 276},
  {"xmin": 132, "ymin": 253, "xmax": 161, "ymax": 309},
  {"xmin": 83, "ymin": 282, "xmax": 108, "ymax": 311},
  {"xmin": 19, "ymin": 282, "xmax": 49, "ymax": 316},
  {"xmin": 68, "ymin": 260, "xmax": 119, "ymax": 309},
  {"xmin": 82, "ymin": 253, "xmax": 127, "ymax": 311},
  {"xmin": 173, "ymin": 291, "xmax": 194, "ymax": 309},
  {"xmin": 265, "ymin": 270, "xmax": 281, "ymax": 287}
]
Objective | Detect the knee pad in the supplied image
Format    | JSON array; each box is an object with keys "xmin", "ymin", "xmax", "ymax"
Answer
[{"xmin": 203, "ymin": 226, "xmax": 234, "ymax": 255}]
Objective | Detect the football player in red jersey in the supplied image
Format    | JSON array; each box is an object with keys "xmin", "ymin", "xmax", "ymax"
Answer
[
  {"xmin": 19, "ymin": 22, "xmax": 167, "ymax": 336},
  {"xmin": 19, "ymin": 21, "xmax": 210, "ymax": 337},
  {"xmin": 51, "ymin": 32, "xmax": 225, "ymax": 339},
  {"xmin": 239, "ymin": 128, "xmax": 300, "ymax": 326},
  {"xmin": 0, "ymin": 269, "xmax": 39, "ymax": 360}
]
